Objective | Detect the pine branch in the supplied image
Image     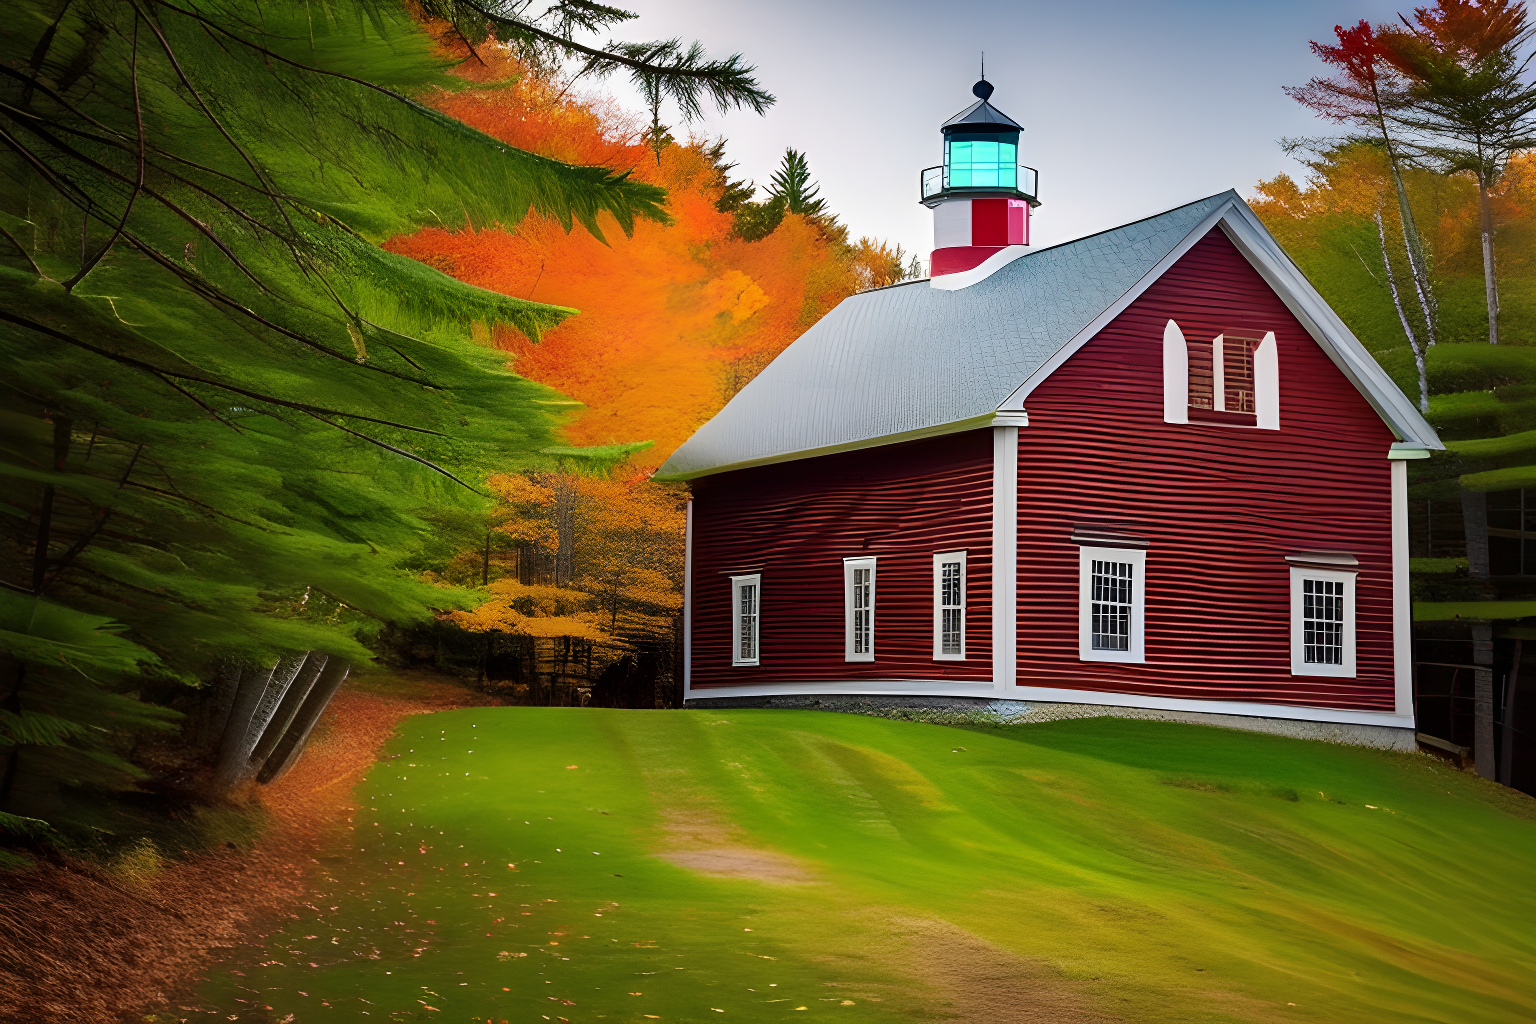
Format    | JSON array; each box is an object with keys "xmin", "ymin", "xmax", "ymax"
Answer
[
  {"xmin": 62, "ymin": 14, "xmax": 143, "ymax": 292},
  {"xmin": 426, "ymin": 0, "xmax": 775, "ymax": 115},
  {"xmin": 0, "ymin": 310, "xmax": 450, "ymax": 437}
]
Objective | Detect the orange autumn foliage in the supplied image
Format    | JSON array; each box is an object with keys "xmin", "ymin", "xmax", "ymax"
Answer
[{"xmin": 387, "ymin": 48, "xmax": 885, "ymax": 473}]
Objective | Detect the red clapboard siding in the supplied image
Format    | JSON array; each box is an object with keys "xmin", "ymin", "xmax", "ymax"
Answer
[
  {"xmin": 1015, "ymin": 228, "xmax": 1397, "ymax": 711},
  {"xmin": 690, "ymin": 431, "xmax": 994, "ymax": 687}
]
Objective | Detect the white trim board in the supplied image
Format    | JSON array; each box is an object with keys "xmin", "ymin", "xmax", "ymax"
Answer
[
  {"xmin": 683, "ymin": 500, "xmax": 693, "ymax": 691},
  {"xmin": 1391, "ymin": 459, "xmax": 1414, "ymax": 719},
  {"xmin": 1006, "ymin": 684, "xmax": 1414, "ymax": 729},
  {"xmin": 991, "ymin": 426, "xmax": 1017, "ymax": 691},
  {"xmin": 680, "ymin": 678, "xmax": 1413, "ymax": 730},
  {"xmin": 684, "ymin": 679, "xmax": 1005, "ymax": 700}
]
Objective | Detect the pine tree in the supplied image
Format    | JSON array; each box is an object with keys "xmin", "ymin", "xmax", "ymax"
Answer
[
  {"xmin": 0, "ymin": 0, "xmax": 770, "ymax": 819},
  {"xmin": 1378, "ymin": 0, "xmax": 1536, "ymax": 345},
  {"xmin": 768, "ymin": 148, "xmax": 828, "ymax": 217},
  {"xmin": 731, "ymin": 147, "xmax": 829, "ymax": 241}
]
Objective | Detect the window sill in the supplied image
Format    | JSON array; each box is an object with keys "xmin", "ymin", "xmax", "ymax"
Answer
[
  {"xmin": 1188, "ymin": 407, "xmax": 1258, "ymax": 427},
  {"xmin": 933, "ymin": 653, "xmax": 967, "ymax": 662},
  {"xmin": 1290, "ymin": 664, "xmax": 1355, "ymax": 678},
  {"xmin": 1079, "ymin": 650, "xmax": 1145, "ymax": 664}
]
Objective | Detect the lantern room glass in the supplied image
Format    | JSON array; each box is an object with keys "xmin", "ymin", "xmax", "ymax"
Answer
[{"xmin": 945, "ymin": 132, "xmax": 1019, "ymax": 189}]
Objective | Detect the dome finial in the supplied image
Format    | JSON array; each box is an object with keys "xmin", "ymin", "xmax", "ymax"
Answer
[{"xmin": 973, "ymin": 52, "xmax": 992, "ymax": 99}]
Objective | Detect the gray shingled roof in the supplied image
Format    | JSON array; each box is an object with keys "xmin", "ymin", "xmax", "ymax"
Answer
[{"xmin": 655, "ymin": 190, "xmax": 1440, "ymax": 481}]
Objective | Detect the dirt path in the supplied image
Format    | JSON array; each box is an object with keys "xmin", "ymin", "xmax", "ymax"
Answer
[{"xmin": 0, "ymin": 671, "xmax": 489, "ymax": 1024}]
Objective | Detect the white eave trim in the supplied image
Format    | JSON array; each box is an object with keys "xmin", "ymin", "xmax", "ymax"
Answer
[
  {"xmin": 1214, "ymin": 207, "xmax": 1441, "ymax": 452},
  {"xmin": 928, "ymin": 245, "xmax": 1031, "ymax": 291},
  {"xmin": 995, "ymin": 199, "xmax": 1444, "ymax": 454},
  {"xmin": 995, "ymin": 200, "xmax": 1235, "ymax": 412}
]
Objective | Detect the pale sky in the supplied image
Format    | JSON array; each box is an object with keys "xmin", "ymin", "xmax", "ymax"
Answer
[{"xmin": 591, "ymin": 0, "xmax": 1411, "ymax": 264}]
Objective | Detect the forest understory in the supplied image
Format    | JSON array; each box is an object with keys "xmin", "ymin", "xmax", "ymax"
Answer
[{"xmin": 0, "ymin": 669, "xmax": 494, "ymax": 1024}]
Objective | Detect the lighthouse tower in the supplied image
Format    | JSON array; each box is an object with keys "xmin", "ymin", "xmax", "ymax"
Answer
[{"xmin": 920, "ymin": 77, "xmax": 1039, "ymax": 280}]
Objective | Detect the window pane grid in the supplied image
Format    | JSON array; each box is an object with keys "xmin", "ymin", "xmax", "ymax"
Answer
[
  {"xmin": 1302, "ymin": 578, "xmax": 1343, "ymax": 665},
  {"xmin": 945, "ymin": 137, "xmax": 1018, "ymax": 189},
  {"xmin": 1224, "ymin": 337, "xmax": 1255, "ymax": 413},
  {"xmin": 939, "ymin": 560, "xmax": 963, "ymax": 655},
  {"xmin": 737, "ymin": 583, "xmax": 757, "ymax": 661},
  {"xmin": 1091, "ymin": 559, "xmax": 1133, "ymax": 652},
  {"xmin": 852, "ymin": 568, "xmax": 871, "ymax": 655}
]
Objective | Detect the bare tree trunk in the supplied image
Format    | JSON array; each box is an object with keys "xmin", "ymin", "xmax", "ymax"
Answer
[
  {"xmin": 198, "ymin": 664, "xmax": 242, "ymax": 749},
  {"xmin": 212, "ymin": 661, "xmax": 274, "ymax": 790},
  {"xmin": 211, "ymin": 653, "xmax": 306, "ymax": 790},
  {"xmin": 0, "ymin": 658, "xmax": 25, "ymax": 811},
  {"xmin": 1473, "ymin": 623, "xmax": 1495, "ymax": 780},
  {"xmin": 257, "ymin": 659, "xmax": 350, "ymax": 784},
  {"xmin": 1463, "ymin": 490, "xmax": 1489, "ymax": 579},
  {"xmin": 247, "ymin": 652, "xmax": 327, "ymax": 770},
  {"xmin": 1390, "ymin": 167, "xmax": 1437, "ymax": 347},
  {"xmin": 1479, "ymin": 174, "xmax": 1499, "ymax": 345},
  {"xmin": 1501, "ymin": 640, "xmax": 1521, "ymax": 787},
  {"xmin": 1373, "ymin": 90, "xmax": 1436, "ymax": 347},
  {"xmin": 553, "ymin": 472, "xmax": 576, "ymax": 585},
  {"xmin": 1377, "ymin": 209, "xmax": 1429, "ymax": 412}
]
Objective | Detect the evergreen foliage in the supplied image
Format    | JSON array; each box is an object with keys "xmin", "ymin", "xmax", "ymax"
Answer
[
  {"xmin": 732, "ymin": 147, "xmax": 827, "ymax": 241},
  {"xmin": 1377, "ymin": 0, "xmax": 1536, "ymax": 344},
  {"xmin": 0, "ymin": 0, "xmax": 766, "ymax": 830}
]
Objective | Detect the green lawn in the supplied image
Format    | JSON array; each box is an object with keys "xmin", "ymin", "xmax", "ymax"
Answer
[{"xmin": 184, "ymin": 708, "xmax": 1536, "ymax": 1023}]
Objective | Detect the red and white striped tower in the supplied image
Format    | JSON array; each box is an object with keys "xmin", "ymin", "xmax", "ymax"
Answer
[{"xmin": 919, "ymin": 78, "xmax": 1040, "ymax": 279}]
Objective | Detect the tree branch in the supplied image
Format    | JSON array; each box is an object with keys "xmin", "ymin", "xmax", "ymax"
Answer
[{"xmin": 62, "ymin": 14, "xmax": 144, "ymax": 292}]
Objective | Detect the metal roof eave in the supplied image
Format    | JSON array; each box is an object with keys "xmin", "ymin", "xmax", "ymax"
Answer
[
  {"xmin": 650, "ymin": 411, "xmax": 1016, "ymax": 483},
  {"xmin": 655, "ymin": 191, "xmax": 1441, "ymax": 484}
]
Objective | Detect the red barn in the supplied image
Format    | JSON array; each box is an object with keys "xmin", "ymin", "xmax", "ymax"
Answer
[{"xmin": 655, "ymin": 82, "xmax": 1441, "ymax": 743}]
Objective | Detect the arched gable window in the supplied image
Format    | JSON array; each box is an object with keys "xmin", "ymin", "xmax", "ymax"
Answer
[{"xmin": 1162, "ymin": 320, "xmax": 1278, "ymax": 429}]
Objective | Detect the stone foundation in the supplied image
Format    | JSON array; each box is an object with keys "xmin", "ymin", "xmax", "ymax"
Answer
[{"xmin": 682, "ymin": 693, "xmax": 1417, "ymax": 751}]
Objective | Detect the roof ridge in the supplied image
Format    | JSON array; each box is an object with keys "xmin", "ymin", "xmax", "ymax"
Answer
[{"xmin": 1014, "ymin": 190, "xmax": 1237, "ymax": 263}]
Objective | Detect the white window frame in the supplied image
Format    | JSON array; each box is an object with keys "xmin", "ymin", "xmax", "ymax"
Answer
[
  {"xmin": 731, "ymin": 574, "xmax": 761, "ymax": 667},
  {"xmin": 1078, "ymin": 546, "xmax": 1146, "ymax": 663},
  {"xmin": 1162, "ymin": 319, "xmax": 1279, "ymax": 430},
  {"xmin": 844, "ymin": 557, "xmax": 877, "ymax": 663},
  {"xmin": 1289, "ymin": 566, "xmax": 1356, "ymax": 677},
  {"xmin": 933, "ymin": 551, "xmax": 967, "ymax": 660}
]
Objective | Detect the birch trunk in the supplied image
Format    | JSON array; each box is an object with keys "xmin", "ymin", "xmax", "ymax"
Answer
[
  {"xmin": 1391, "ymin": 166, "xmax": 1437, "ymax": 347},
  {"xmin": 247, "ymin": 652, "xmax": 327, "ymax": 770},
  {"xmin": 1372, "ymin": 84, "xmax": 1436, "ymax": 347},
  {"xmin": 1479, "ymin": 173, "xmax": 1500, "ymax": 345},
  {"xmin": 1377, "ymin": 209, "xmax": 1429, "ymax": 412},
  {"xmin": 256, "ymin": 659, "xmax": 350, "ymax": 784}
]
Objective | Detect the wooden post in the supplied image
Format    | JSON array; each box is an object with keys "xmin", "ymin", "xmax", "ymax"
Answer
[
  {"xmin": 1473, "ymin": 623, "xmax": 1495, "ymax": 780},
  {"xmin": 1462, "ymin": 490, "xmax": 1489, "ymax": 578},
  {"xmin": 1502, "ymin": 640, "xmax": 1522, "ymax": 787}
]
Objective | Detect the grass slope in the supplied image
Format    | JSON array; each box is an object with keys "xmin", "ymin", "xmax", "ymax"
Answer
[{"xmin": 185, "ymin": 708, "xmax": 1536, "ymax": 1023}]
